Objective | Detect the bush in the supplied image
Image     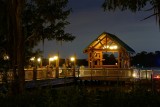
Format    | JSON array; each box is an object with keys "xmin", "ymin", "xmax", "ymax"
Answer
[{"xmin": 0, "ymin": 85, "xmax": 160, "ymax": 107}]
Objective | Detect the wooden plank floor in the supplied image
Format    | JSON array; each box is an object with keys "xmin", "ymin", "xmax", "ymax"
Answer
[{"xmin": 78, "ymin": 76, "xmax": 132, "ymax": 81}]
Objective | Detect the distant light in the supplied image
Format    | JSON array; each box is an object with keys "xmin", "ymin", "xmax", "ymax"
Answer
[
  {"xmin": 70, "ymin": 57, "xmax": 75, "ymax": 62},
  {"xmin": 132, "ymin": 73, "xmax": 137, "ymax": 78},
  {"xmin": 132, "ymin": 69, "xmax": 139, "ymax": 78},
  {"xmin": 114, "ymin": 45, "xmax": 118, "ymax": 49},
  {"xmin": 37, "ymin": 58, "xmax": 41, "ymax": 62},
  {"xmin": 3, "ymin": 55, "xmax": 9, "ymax": 60},
  {"xmin": 49, "ymin": 57, "xmax": 54, "ymax": 61},
  {"xmin": 49, "ymin": 56, "xmax": 58, "ymax": 62},
  {"xmin": 103, "ymin": 45, "xmax": 118, "ymax": 50},
  {"xmin": 30, "ymin": 57, "xmax": 35, "ymax": 61},
  {"xmin": 109, "ymin": 45, "xmax": 118, "ymax": 50},
  {"xmin": 154, "ymin": 75, "xmax": 160, "ymax": 79},
  {"xmin": 53, "ymin": 56, "xmax": 58, "ymax": 60}
]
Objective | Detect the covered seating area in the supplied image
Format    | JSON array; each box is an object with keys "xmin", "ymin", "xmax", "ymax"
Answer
[{"xmin": 83, "ymin": 32, "xmax": 135, "ymax": 68}]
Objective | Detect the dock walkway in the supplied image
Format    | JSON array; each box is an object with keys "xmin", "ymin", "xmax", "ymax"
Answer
[{"xmin": 0, "ymin": 68, "xmax": 154, "ymax": 87}]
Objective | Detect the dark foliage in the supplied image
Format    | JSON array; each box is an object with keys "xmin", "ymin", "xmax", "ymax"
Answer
[
  {"xmin": 1, "ymin": 85, "xmax": 160, "ymax": 107},
  {"xmin": 131, "ymin": 51, "xmax": 160, "ymax": 67},
  {"xmin": 102, "ymin": 0, "xmax": 160, "ymax": 26},
  {"xmin": 103, "ymin": 53, "xmax": 117, "ymax": 65},
  {"xmin": 76, "ymin": 59, "xmax": 88, "ymax": 66}
]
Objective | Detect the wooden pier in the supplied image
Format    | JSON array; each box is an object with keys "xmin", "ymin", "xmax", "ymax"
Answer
[{"xmin": 0, "ymin": 68, "xmax": 153, "ymax": 84}]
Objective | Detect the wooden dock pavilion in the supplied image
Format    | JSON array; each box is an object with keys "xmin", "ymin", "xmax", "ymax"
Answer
[{"xmin": 83, "ymin": 32, "xmax": 135, "ymax": 68}]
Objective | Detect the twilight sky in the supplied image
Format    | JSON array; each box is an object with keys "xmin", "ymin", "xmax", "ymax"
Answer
[{"xmin": 34, "ymin": 0, "xmax": 160, "ymax": 59}]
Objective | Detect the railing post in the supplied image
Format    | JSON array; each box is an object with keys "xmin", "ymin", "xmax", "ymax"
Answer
[
  {"xmin": 33, "ymin": 67, "xmax": 37, "ymax": 81},
  {"xmin": 77, "ymin": 68, "xmax": 80, "ymax": 78},
  {"xmin": 55, "ymin": 56, "xmax": 59, "ymax": 78},
  {"xmin": 106, "ymin": 69, "xmax": 108, "ymax": 77},
  {"xmin": 55, "ymin": 67, "xmax": 59, "ymax": 78},
  {"xmin": 117, "ymin": 70, "xmax": 119, "ymax": 86},
  {"xmin": 91, "ymin": 68, "xmax": 92, "ymax": 80},
  {"xmin": 138, "ymin": 69, "xmax": 141, "ymax": 80},
  {"xmin": 73, "ymin": 67, "xmax": 75, "ymax": 77},
  {"xmin": 146, "ymin": 70, "xmax": 147, "ymax": 79}
]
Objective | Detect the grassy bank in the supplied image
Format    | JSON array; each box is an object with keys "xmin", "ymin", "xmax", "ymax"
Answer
[{"xmin": 0, "ymin": 84, "xmax": 160, "ymax": 107}]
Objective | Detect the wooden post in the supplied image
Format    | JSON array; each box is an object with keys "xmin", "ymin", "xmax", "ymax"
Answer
[
  {"xmin": 118, "ymin": 51, "xmax": 121, "ymax": 68},
  {"xmin": 72, "ymin": 54, "xmax": 76, "ymax": 77},
  {"xmin": 55, "ymin": 54, "xmax": 59, "ymax": 78},
  {"xmin": 88, "ymin": 52, "xmax": 91, "ymax": 68}
]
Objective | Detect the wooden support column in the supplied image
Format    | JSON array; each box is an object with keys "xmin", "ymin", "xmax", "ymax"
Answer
[
  {"xmin": 88, "ymin": 50, "xmax": 95, "ymax": 68},
  {"xmin": 127, "ymin": 53, "xmax": 131, "ymax": 68},
  {"xmin": 88, "ymin": 52, "xmax": 91, "ymax": 68},
  {"xmin": 100, "ymin": 51, "xmax": 103, "ymax": 67},
  {"xmin": 118, "ymin": 50, "xmax": 121, "ymax": 68},
  {"xmin": 123, "ymin": 52, "xmax": 130, "ymax": 68},
  {"xmin": 121, "ymin": 52, "xmax": 124, "ymax": 68}
]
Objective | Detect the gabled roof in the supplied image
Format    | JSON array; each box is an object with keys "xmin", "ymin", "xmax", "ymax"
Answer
[{"xmin": 83, "ymin": 32, "xmax": 135, "ymax": 53}]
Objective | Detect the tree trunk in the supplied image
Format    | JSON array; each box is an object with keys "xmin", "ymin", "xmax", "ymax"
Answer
[{"xmin": 7, "ymin": 0, "xmax": 25, "ymax": 94}]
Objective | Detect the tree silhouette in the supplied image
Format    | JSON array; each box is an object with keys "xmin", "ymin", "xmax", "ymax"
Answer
[
  {"xmin": 102, "ymin": 0, "xmax": 160, "ymax": 26},
  {"xmin": 0, "ymin": 0, "xmax": 75, "ymax": 94},
  {"xmin": 131, "ymin": 51, "xmax": 160, "ymax": 67},
  {"xmin": 103, "ymin": 53, "xmax": 117, "ymax": 65},
  {"xmin": 108, "ymin": 54, "xmax": 117, "ymax": 65},
  {"xmin": 103, "ymin": 53, "xmax": 109, "ymax": 65}
]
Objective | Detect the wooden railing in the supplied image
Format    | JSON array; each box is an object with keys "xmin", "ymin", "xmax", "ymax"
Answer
[
  {"xmin": 0, "ymin": 68, "xmax": 154, "ymax": 83},
  {"xmin": 79, "ymin": 68, "xmax": 133, "ymax": 77},
  {"xmin": 0, "ymin": 68, "xmax": 77, "ymax": 83},
  {"xmin": 24, "ymin": 68, "xmax": 77, "ymax": 80}
]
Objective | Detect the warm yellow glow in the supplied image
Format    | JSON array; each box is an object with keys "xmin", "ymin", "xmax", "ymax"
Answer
[
  {"xmin": 132, "ymin": 70, "xmax": 139, "ymax": 78},
  {"xmin": 53, "ymin": 56, "xmax": 58, "ymax": 60},
  {"xmin": 109, "ymin": 45, "xmax": 118, "ymax": 50},
  {"xmin": 49, "ymin": 57, "xmax": 54, "ymax": 61},
  {"xmin": 132, "ymin": 73, "xmax": 137, "ymax": 78},
  {"xmin": 37, "ymin": 58, "xmax": 41, "ymax": 62},
  {"xmin": 70, "ymin": 57, "xmax": 75, "ymax": 62},
  {"xmin": 114, "ymin": 45, "xmax": 118, "ymax": 49},
  {"xmin": 30, "ymin": 57, "xmax": 35, "ymax": 61},
  {"xmin": 3, "ymin": 55, "xmax": 9, "ymax": 60},
  {"xmin": 103, "ymin": 45, "xmax": 118, "ymax": 49},
  {"xmin": 102, "ymin": 45, "xmax": 106, "ymax": 49},
  {"xmin": 49, "ymin": 56, "xmax": 58, "ymax": 62},
  {"xmin": 103, "ymin": 45, "xmax": 109, "ymax": 49}
]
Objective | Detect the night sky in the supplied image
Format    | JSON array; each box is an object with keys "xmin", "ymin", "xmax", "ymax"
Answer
[{"xmin": 34, "ymin": 0, "xmax": 160, "ymax": 59}]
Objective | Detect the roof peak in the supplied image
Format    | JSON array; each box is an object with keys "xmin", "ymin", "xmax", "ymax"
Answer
[{"xmin": 83, "ymin": 32, "xmax": 135, "ymax": 53}]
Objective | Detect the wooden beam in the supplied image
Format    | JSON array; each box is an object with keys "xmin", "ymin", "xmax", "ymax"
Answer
[{"xmin": 92, "ymin": 36, "xmax": 107, "ymax": 48}]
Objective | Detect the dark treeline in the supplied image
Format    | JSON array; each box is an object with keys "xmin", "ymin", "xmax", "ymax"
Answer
[
  {"xmin": 76, "ymin": 51, "xmax": 160, "ymax": 68},
  {"xmin": 41, "ymin": 51, "xmax": 160, "ymax": 68},
  {"xmin": 131, "ymin": 51, "xmax": 160, "ymax": 67}
]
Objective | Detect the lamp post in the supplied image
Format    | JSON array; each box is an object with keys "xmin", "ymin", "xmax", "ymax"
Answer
[
  {"xmin": 3, "ymin": 54, "xmax": 10, "ymax": 85},
  {"xmin": 49, "ymin": 57, "xmax": 54, "ymax": 67},
  {"xmin": 54, "ymin": 56, "xmax": 59, "ymax": 78},
  {"xmin": 30, "ymin": 57, "xmax": 35, "ymax": 68},
  {"xmin": 30, "ymin": 57, "xmax": 37, "ymax": 81},
  {"xmin": 49, "ymin": 55, "xmax": 59, "ymax": 78},
  {"xmin": 70, "ymin": 56, "xmax": 76, "ymax": 77},
  {"xmin": 30, "ymin": 57, "xmax": 42, "ymax": 81},
  {"xmin": 37, "ymin": 57, "xmax": 42, "ymax": 68}
]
